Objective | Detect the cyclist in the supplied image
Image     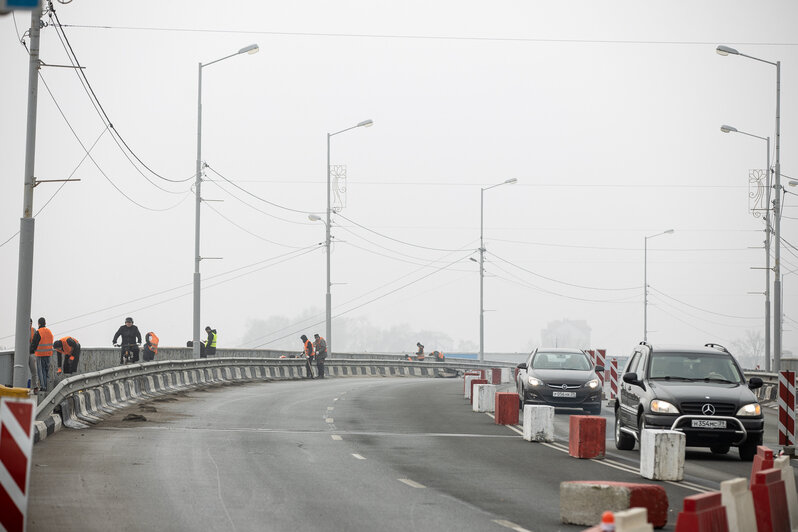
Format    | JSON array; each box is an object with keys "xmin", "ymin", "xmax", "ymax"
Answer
[{"xmin": 113, "ymin": 317, "xmax": 142, "ymax": 364}]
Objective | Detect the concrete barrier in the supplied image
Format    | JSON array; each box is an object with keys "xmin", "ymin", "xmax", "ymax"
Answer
[
  {"xmin": 469, "ymin": 379, "xmax": 488, "ymax": 404},
  {"xmin": 494, "ymin": 392, "xmax": 519, "ymax": 425},
  {"xmin": 523, "ymin": 405, "xmax": 554, "ymax": 442},
  {"xmin": 674, "ymin": 492, "xmax": 728, "ymax": 532},
  {"xmin": 464, "ymin": 374, "xmax": 480, "ymax": 399},
  {"xmin": 640, "ymin": 429, "xmax": 684, "ymax": 481},
  {"xmin": 560, "ymin": 481, "xmax": 668, "ymax": 528},
  {"xmin": 568, "ymin": 415, "xmax": 605, "ymax": 459},
  {"xmin": 773, "ymin": 456, "xmax": 798, "ymax": 529},
  {"xmin": 720, "ymin": 477, "xmax": 757, "ymax": 532},
  {"xmin": 751, "ymin": 446, "xmax": 775, "ymax": 486},
  {"xmin": 473, "ymin": 384, "xmax": 499, "ymax": 413},
  {"xmin": 752, "ymin": 468, "xmax": 790, "ymax": 532}
]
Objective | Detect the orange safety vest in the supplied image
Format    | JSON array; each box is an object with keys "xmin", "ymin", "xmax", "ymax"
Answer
[
  {"xmin": 35, "ymin": 327, "xmax": 54, "ymax": 357},
  {"xmin": 147, "ymin": 332, "xmax": 159, "ymax": 354},
  {"xmin": 30, "ymin": 326, "xmax": 35, "ymax": 342},
  {"xmin": 55, "ymin": 336, "xmax": 78, "ymax": 356},
  {"xmin": 304, "ymin": 339, "xmax": 314, "ymax": 357}
]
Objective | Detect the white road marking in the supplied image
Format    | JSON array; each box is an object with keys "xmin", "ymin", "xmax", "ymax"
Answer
[
  {"xmin": 331, "ymin": 435, "xmax": 342, "ymax": 441},
  {"xmin": 326, "ymin": 418, "xmax": 334, "ymax": 423},
  {"xmin": 351, "ymin": 453, "xmax": 366, "ymax": 460},
  {"xmin": 484, "ymin": 412, "xmax": 712, "ymax": 494},
  {"xmin": 493, "ymin": 519, "xmax": 532, "ymax": 532},
  {"xmin": 327, "ymin": 406, "xmax": 334, "ymax": 411},
  {"xmin": 398, "ymin": 478, "xmax": 426, "ymax": 488}
]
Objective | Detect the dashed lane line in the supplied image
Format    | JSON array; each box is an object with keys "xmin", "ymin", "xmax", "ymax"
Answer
[
  {"xmin": 325, "ymin": 418, "xmax": 334, "ymax": 423},
  {"xmin": 351, "ymin": 453, "xmax": 366, "ymax": 460},
  {"xmin": 492, "ymin": 519, "xmax": 532, "ymax": 532},
  {"xmin": 398, "ymin": 478, "xmax": 426, "ymax": 489},
  {"xmin": 331, "ymin": 435, "xmax": 342, "ymax": 441}
]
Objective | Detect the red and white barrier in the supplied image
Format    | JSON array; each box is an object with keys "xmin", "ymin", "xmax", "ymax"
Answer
[
  {"xmin": 778, "ymin": 370, "xmax": 795, "ymax": 446},
  {"xmin": 595, "ymin": 349, "xmax": 606, "ymax": 387},
  {"xmin": 610, "ymin": 359, "xmax": 619, "ymax": 400},
  {"xmin": 0, "ymin": 397, "xmax": 36, "ymax": 532}
]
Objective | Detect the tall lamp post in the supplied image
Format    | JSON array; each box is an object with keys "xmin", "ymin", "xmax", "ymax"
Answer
[
  {"xmin": 193, "ymin": 44, "xmax": 259, "ymax": 359},
  {"xmin": 319, "ymin": 119, "xmax": 374, "ymax": 355},
  {"xmin": 644, "ymin": 229, "xmax": 674, "ymax": 341},
  {"xmin": 717, "ymin": 44, "xmax": 782, "ymax": 371},
  {"xmin": 479, "ymin": 178, "xmax": 517, "ymax": 362},
  {"xmin": 720, "ymin": 124, "xmax": 771, "ymax": 370}
]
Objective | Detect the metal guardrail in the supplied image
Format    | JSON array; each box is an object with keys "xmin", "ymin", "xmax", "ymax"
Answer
[{"xmin": 34, "ymin": 357, "xmax": 514, "ymax": 422}]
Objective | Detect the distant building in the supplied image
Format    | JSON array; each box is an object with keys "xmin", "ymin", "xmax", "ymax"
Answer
[{"xmin": 540, "ymin": 319, "xmax": 591, "ymax": 349}]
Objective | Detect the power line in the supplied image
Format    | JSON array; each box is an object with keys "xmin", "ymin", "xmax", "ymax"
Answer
[
  {"xmin": 56, "ymin": 23, "xmax": 798, "ymax": 48},
  {"xmin": 490, "ymin": 252, "xmax": 640, "ymax": 291},
  {"xmin": 647, "ymin": 287, "xmax": 759, "ymax": 320},
  {"xmin": 336, "ymin": 213, "xmax": 469, "ymax": 252},
  {"xmin": 204, "ymin": 202, "xmax": 311, "ymax": 249}
]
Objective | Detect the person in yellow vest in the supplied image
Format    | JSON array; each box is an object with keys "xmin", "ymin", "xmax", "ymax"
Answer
[
  {"xmin": 53, "ymin": 336, "xmax": 81, "ymax": 375},
  {"xmin": 143, "ymin": 331, "xmax": 159, "ymax": 362},
  {"xmin": 29, "ymin": 317, "xmax": 54, "ymax": 392},
  {"xmin": 204, "ymin": 326, "xmax": 217, "ymax": 357},
  {"xmin": 28, "ymin": 318, "xmax": 40, "ymax": 391}
]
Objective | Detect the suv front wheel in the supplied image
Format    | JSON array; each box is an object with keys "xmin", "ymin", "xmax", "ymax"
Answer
[{"xmin": 614, "ymin": 412, "xmax": 635, "ymax": 450}]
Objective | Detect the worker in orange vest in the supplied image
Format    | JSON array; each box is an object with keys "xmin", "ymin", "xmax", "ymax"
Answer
[
  {"xmin": 53, "ymin": 336, "xmax": 81, "ymax": 375},
  {"xmin": 415, "ymin": 342, "xmax": 425, "ymax": 361},
  {"xmin": 29, "ymin": 317, "xmax": 54, "ymax": 392},
  {"xmin": 300, "ymin": 334, "xmax": 315, "ymax": 378},
  {"xmin": 143, "ymin": 331, "xmax": 159, "ymax": 362}
]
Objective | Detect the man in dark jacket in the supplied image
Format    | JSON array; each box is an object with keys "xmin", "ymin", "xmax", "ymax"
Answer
[
  {"xmin": 313, "ymin": 333, "xmax": 327, "ymax": 379},
  {"xmin": 113, "ymin": 317, "xmax": 142, "ymax": 364}
]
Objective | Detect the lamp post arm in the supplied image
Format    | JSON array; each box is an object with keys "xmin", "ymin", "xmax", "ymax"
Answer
[
  {"xmin": 201, "ymin": 52, "xmax": 240, "ymax": 69},
  {"xmin": 738, "ymin": 52, "xmax": 778, "ymax": 67}
]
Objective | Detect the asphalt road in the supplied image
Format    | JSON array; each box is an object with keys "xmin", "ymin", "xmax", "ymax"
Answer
[{"xmin": 27, "ymin": 377, "xmax": 792, "ymax": 531}]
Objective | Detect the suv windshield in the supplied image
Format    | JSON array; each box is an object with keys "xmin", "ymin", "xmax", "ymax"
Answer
[
  {"xmin": 648, "ymin": 352, "xmax": 743, "ymax": 382},
  {"xmin": 532, "ymin": 351, "xmax": 591, "ymax": 371}
]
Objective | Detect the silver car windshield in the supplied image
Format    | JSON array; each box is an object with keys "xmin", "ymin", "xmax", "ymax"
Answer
[
  {"xmin": 648, "ymin": 353, "xmax": 743, "ymax": 382},
  {"xmin": 532, "ymin": 352, "xmax": 591, "ymax": 370}
]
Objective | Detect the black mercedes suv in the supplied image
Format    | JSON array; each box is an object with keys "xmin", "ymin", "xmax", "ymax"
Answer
[{"xmin": 614, "ymin": 342, "xmax": 764, "ymax": 461}]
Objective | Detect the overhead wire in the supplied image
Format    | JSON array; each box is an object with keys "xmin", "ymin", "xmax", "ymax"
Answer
[
  {"xmin": 203, "ymin": 201, "xmax": 311, "ymax": 249},
  {"xmin": 205, "ymin": 166, "xmax": 321, "ymax": 215},
  {"xmin": 647, "ymin": 287, "xmax": 759, "ymax": 320},
  {"xmin": 336, "ymin": 213, "xmax": 469, "ymax": 252}
]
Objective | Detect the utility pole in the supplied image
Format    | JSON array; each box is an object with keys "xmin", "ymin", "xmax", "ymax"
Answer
[{"xmin": 12, "ymin": 6, "xmax": 42, "ymax": 388}]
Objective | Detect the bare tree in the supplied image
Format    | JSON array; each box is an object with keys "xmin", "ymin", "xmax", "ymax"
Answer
[{"xmin": 730, "ymin": 330, "xmax": 765, "ymax": 370}]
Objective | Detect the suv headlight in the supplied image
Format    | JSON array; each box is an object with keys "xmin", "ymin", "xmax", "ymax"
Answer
[
  {"xmin": 527, "ymin": 376, "xmax": 543, "ymax": 386},
  {"xmin": 650, "ymin": 400, "xmax": 679, "ymax": 414},
  {"xmin": 736, "ymin": 403, "xmax": 761, "ymax": 416},
  {"xmin": 585, "ymin": 378, "xmax": 600, "ymax": 389}
]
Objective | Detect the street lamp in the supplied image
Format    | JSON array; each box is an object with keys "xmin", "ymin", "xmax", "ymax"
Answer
[
  {"xmin": 644, "ymin": 229, "xmax": 674, "ymax": 342},
  {"xmin": 720, "ymin": 124, "xmax": 772, "ymax": 370},
  {"xmin": 479, "ymin": 178, "xmax": 517, "ymax": 362},
  {"xmin": 717, "ymin": 44, "xmax": 782, "ymax": 371},
  {"xmin": 193, "ymin": 44, "xmax": 259, "ymax": 359},
  {"xmin": 322, "ymin": 119, "xmax": 374, "ymax": 355}
]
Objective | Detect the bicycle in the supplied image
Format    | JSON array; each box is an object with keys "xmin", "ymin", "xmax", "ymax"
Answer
[{"xmin": 115, "ymin": 343, "xmax": 140, "ymax": 365}]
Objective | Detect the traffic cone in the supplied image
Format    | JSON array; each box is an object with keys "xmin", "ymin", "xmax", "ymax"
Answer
[{"xmin": 600, "ymin": 511, "xmax": 615, "ymax": 531}]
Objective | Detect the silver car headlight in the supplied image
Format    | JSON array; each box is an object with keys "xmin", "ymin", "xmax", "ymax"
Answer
[
  {"xmin": 736, "ymin": 403, "xmax": 761, "ymax": 416},
  {"xmin": 585, "ymin": 378, "xmax": 600, "ymax": 389},
  {"xmin": 650, "ymin": 400, "xmax": 679, "ymax": 414},
  {"xmin": 527, "ymin": 376, "xmax": 543, "ymax": 386}
]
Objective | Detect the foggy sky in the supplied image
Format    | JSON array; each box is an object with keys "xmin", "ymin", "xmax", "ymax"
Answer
[{"xmin": 1, "ymin": 1, "xmax": 797, "ymax": 362}]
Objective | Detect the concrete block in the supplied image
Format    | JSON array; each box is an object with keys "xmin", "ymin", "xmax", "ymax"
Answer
[
  {"xmin": 491, "ymin": 368, "xmax": 502, "ymax": 384},
  {"xmin": 615, "ymin": 507, "xmax": 655, "ymax": 532},
  {"xmin": 494, "ymin": 392, "xmax": 519, "ymax": 425},
  {"xmin": 500, "ymin": 367, "xmax": 511, "ymax": 383},
  {"xmin": 774, "ymin": 456, "xmax": 798, "ymax": 531},
  {"xmin": 639, "ymin": 429, "xmax": 684, "ymax": 481},
  {"xmin": 720, "ymin": 477, "xmax": 757, "ymax": 532},
  {"xmin": 469, "ymin": 379, "xmax": 488, "ymax": 404},
  {"xmin": 674, "ymin": 491, "xmax": 729, "ymax": 531},
  {"xmin": 560, "ymin": 481, "xmax": 667, "ymax": 528},
  {"xmin": 751, "ymin": 445, "xmax": 775, "ymax": 486},
  {"xmin": 568, "ymin": 415, "xmax": 606, "ymax": 459},
  {"xmin": 523, "ymin": 405, "xmax": 554, "ymax": 442},
  {"xmin": 752, "ymin": 468, "xmax": 790, "ymax": 532},
  {"xmin": 473, "ymin": 384, "xmax": 499, "ymax": 413},
  {"xmin": 464, "ymin": 374, "xmax": 479, "ymax": 399}
]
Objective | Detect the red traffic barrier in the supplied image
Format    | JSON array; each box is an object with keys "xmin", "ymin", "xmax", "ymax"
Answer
[
  {"xmin": 561, "ymin": 481, "xmax": 668, "ymax": 528},
  {"xmin": 495, "ymin": 392, "xmax": 519, "ymax": 425},
  {"xmin": 674, "ymin": 492, "xmax": 728, "ymax": 532},
  {"xmin": 470, "ymin": 379, "xmax": 488, "ymax": 405},
  {"xmin": 751, "ymin": 446, "xmax": 775, "ymax": 487},
  {"xmin": 491, "ymin": 368, "xmax": 502, "ymax": 385},
  {"xmin": 751, "ymin": 468, "xmax": 790, "ymax": 532},
  {"xmin": 568, "ymin": 415, "xmax": 606, "ymax": 459}
]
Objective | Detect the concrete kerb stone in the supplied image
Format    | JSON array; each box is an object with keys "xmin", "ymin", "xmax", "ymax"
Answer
[
  {"xmin": 473, "ymin": 384, "xmax": 499, "ymax": 413},
  {"xmin": 560, "ymin": 481, "xmax": 668, "ymax": 528},
  {"xmin": 639, "ymin": 428, "xmax": 685, "ymax": 481},
  {"xmin": 523, "ymin": 404, "xmax": 554, "ymax": 442},
  {"xmin": 720, "ymin": 477, "xmax": 757, "ymax": 532}
]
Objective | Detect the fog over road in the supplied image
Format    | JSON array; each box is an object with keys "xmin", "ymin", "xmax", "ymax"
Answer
[{"xmin": 28, "ymin": 377, "xmax": 791, "ymax": 531}]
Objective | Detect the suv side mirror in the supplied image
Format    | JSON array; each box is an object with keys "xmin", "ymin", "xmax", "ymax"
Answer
[
  {"xmin": 517, "ymin": 362, "xmax": 528, "ymax": 370},
  {"xmin": 747, "ymin": 377, "xmax": 763, "ymax": 390},
  {"xmin": 595, "ymin": 365, "xmax": 605, "ymax": 373},
  {"xmin": 622, "ymin": 372, "xmax": 640, "ymax": 386}
]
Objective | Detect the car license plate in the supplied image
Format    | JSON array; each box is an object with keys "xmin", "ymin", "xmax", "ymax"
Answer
[
  {"xmin": 552, "ymin": 391, "xmax": 576, "ymax": 398},
  {"xmin": 692, "ymin": 419, "xmax": 727, "ymax": 429}
]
